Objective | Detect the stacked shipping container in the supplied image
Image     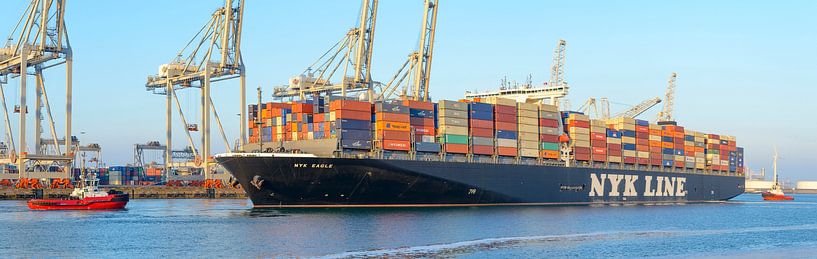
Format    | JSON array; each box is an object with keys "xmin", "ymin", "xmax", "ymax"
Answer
[
  {"xmin": 538, "ymin": 104, "xmax": 561, "ymax": 160},
  {"xmin": 517, "ymin": 103, "xmax": 539, "ymax": 158},
  {"xmin": 374, "ymin": 101, "xmax": 411, "ymax": 151},
  {"xmin": 438, "ymin": 100, "xmax": 469, "ymax": 154},
  {"xmin": 469, "ymin": 102, "xmax": 495, "ymax": 155},
  {"xmin": 404, "ymin": 100, "xmax": 440, "ymax": 153},
  {"xmin": 330, "ymin": 100, "xmax": 372, "ymax": 150},
  {"xmin": 487, "ymin": 98, "xmax": 518, "ymax": 157},
  {"xmin": 565, "ymin": 113, "xmax": 590, "ymax": 161}
]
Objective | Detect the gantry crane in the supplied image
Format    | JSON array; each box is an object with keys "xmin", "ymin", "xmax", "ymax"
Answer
[
  {"xmin": 379, "ymin": 0, "xmax": 439, "ymax": 102},
  {"xmin": 657, "ymin": 72, "xmax": 677, "ymax": 124},
  {"xmin": 273, "ymin": 0, "xmax": 380, "ymax": 101},
  {"xmin": 145, "ymin": 0, "xmax": 245, "ymax": 182},
  {"xmin": 0, "ymin": 0, "xmax": 74, "ymax": 180},
  {"xmin": 577, "ymin": 97, "xmax": 610, "ymax": 120},
  {"xmin": 464, "ymin": 39, "xmax": 569, "ymax": 105}
]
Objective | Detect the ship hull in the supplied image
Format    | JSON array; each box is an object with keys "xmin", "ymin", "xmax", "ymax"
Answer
[{"xmin": 216, "ymin": 155, "xmax": 745, "ymax": 208}]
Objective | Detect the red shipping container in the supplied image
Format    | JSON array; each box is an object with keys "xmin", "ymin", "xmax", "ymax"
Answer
[
  {"xmin": 495, "ymin": 122, "xmax": 517, "ymax": 131},
  {"xmin": 264, "ymin": 102, "xmax": 292, "ymax": 110},
  {"xmin": 540, "ymin": 134, "xmax": 559, "ymax": 142},
  {"xmin": 470, "ymin": 119, "xmax": 494, "ymax": 129},
  {"xmin": 494, "ymin": 115, "xmax": 517, "ymax": 123},
  {"xmin": 470, "ymin": 127, "xmax": 493, "ymax": 137},
  {"xmin": 592, "ymin": 147, "xmax": 607, "ymax": 155},
  {"xmin": 636, "ymin": 132, "xmax": 649, "ymax": 139},
  {"xmin": 539, "ymin": 119, "xmax": 559, "ymax": 128},
  {"xmin": 575, "ymin": 153, "xmax": 591, "ymax": 161},
  {"xmin": 412, "ymin": 126, "xmax": 435, "ymax": 135},
  {"xmin": 623, "ymin": 157, "xmax": 637, "ymax": 164},
  {"xmin": 330, "ymin": 100, "xmax": 371, "ymax": 112},
  {"xmin": 592, "ymin": 154, "xmax": 607, "ymax": 162},
  {"xmin": 591, "ymin": 139, "xmax": 606, "ymax": 147},
  {"xmin": 497, "ymin": 147, "xmax": 518, "ymax": 156},
  {"xmin": 376, "ymin": 112, "xmax": 410, "ymax": 122},
  {"xmin": 410, "ymin": 117, "xmax": 433, "ymax": 126},
  {"xmin": 637, "ymin": 158, "xmax": 650, "ymax": 165},
  {"xmin": 445, "ymin": 144, "xmax": 468, "ymax": 154},
  {"xmin": 608, "ymin": 149, "xmax": 622, "ymax": 157},
  {"xmin": 574, "ymin": 147, "xmax": 591, "ymax": 154},
  {"xmin": 292, "ymin": 103, "xmax": 314, "ymax": 114},
  {"xmin": 607, "ymin": 144, "xmax": 622, "ymax": 150},
  {"xmin": 636, "ymin": 139, "xmax": 649, "ymax": 146},
  {"xmin": 334, "ymin": 110, "xmax": 371, "ymax": 121},
  {"xmin": 472, "ymin": 145, "xmax": 494, "ymax": 155},
  {"xmin": 382, "ymin": 140, "xmax": 411, "ymax": 151},
  {"xmin": 413, "ymin": 134, "xmax": 434, "ymax": 142},
  {"xmin": 649, "ymin": 146, "xmax": 661, "ymax": 153},
  {"xmin": 650, "ymin": 159, "xmax": 662, "ymax": 166},
  {"xmin": 568, "ymin": 120, "xmax": 590, "ymax": 128},
  {"xmin": 591, "ymin": 132, "xmax": 606, "ymax": 141},
  {"xmin": 494, "ymin": 105, "xmax": 517, "ymax": 115},
  {"xmin": 377, "ymin": 130, "xmax": 411, "ymax": 140},
  {"xmin": 708, "ymin": 134, "xmax": 720, "ymax": 140},
  {"xmin": 402, "ymin": 100, "xmax": 434, "ymax": 110}
]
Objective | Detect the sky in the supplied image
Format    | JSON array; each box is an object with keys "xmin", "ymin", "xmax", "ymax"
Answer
[{"xmin": 1, "ymin": 0, "xmax": 815, "ymax": 181}]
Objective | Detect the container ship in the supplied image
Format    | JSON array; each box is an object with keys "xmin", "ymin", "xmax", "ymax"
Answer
[{"xmin": 216, "ymin": 97, "xmax": 746, "ymax": 208}]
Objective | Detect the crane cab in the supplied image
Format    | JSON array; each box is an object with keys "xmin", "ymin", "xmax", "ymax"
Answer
[{"xmin": 186, "ymin": 124, "xmax": 199, "ymax": 132}]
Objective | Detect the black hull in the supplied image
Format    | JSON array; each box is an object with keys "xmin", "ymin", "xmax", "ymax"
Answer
[{"xmin": 216, "ymin": 155, "xmax": 745, "ymax": 208}]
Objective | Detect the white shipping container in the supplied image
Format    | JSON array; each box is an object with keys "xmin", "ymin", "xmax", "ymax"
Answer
[
  {"xmin": 438, "ymin": 109, "xmax": 468, "ymax": 119},
  {"xmin": 608, "ymin": 156, "xmax": 623, "ymax": 163},
  {"xmin": 438, "ymin": 100, "xmax": 468, "ymax": 111},
  {"xmin": 685, "ymin": 157, "xmax": 696, "ymax": 163},
  {"xmin": 539, "ymin": 127, "xmax": 559, "ymax": 135},
  {"xmin": 438, "ymin": 117, "xmax": 468, "ymax": 127},
  {"xmin": 422, "ymin": 135, "xmax": 436, "ymax": 142}
]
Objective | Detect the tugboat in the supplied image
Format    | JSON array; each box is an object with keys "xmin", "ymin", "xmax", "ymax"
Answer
[
  {"xmin": 762, "ymin": 149, "xmax": 793, "ymax": 201},
  {"xmin": 27, "ymin": 155, "xmax": 129, "ymax": 210}
]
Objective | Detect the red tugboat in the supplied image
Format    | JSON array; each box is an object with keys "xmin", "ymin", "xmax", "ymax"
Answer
[
  {"xmin": 28, "ymin": 173, "xmax": 129, "ymax": 210},
  {"xmin": 762, "ymin": 149, "xmax": 793, "ymax": 201}
]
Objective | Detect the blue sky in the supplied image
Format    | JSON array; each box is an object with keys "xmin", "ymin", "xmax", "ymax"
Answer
[{"xmin": 2, "ymin": 1, "xmax": 815, "ymax": 181}]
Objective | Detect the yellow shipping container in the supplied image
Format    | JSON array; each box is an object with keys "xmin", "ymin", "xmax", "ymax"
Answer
[
  {"xmin": 637, "ymin": 151, "xmax": 649, "ymax": 158},
  {"xmin": 622, "ymin": 150, "xmax": 636, "ymax": 157},
  {"xmin": 572, "ymin": 140, "xmax": 591, "ymax": 148},
  {"xmin": 517, "ymin": 116, "xmax": 538, "ymax": 126},
  {"xmin": 376, "ymin": 121, "xmax": 410, "ymax": 132},
  {"xmin": 649, "ymin": 135, "xmax": 661, "ymax": 141},
  {"xmin": 675, "ymin": 155, "xmax": 685, "ymax": 162},
  {"xmin": 519, "ymin": 141, "xmax": 539, "ymax": 149},
  {"xmin": 590, "ymin": 126, "xmax": 606, "ymax": 133},
  {"xmin": 696, "ymin": 163, "xmax": 706, "ymax": 169},
  {"xmin": 437, "ymin": 125, "xmax": 468, "ymax": 135},
  {"xmin": 520, "ymin": 148, "xmax": 539, "ymax": 158},
  {"xmin": 608, "ymin": 156, "xmax": 623, "ymax": 163},
  {"xmin": 518, "ymin": 110, "xmax": 538, "ymax": 119},
  {"xmin": 569, "ymin": 127, "xmax": 590, "ymax": 135},
  {"xmin": 569, "ymin": 133, "xmax": 590, "ymax": 141},
  {"xmin": 538, "ymin": 104, "xmax": 559, "ymax": 113},
  {"xmin": 518, "ymin": 124, "xmax": 538, "ymax": 133},
  {"xmin": 621, "ymin": 136, "xmax": 636, "ymax": 144},
  {"xmin": 590, "ymin": 120, "xmax": 606, "ymax": 127},
  {"xmin": 484, "ymin": 97, "xmax": 517, "ymax": 106},
  {"xmin": 517, "ymin": 102, "xmax": 538, "ymax": 112},
  {"xmin": 649, "ymin": 124, "xmax": 662, "ymax": 130},
  {"xmin": 568, "ymin": 113, "xmax": 590, "ymax": 121},
  {"xmin": 518, "ymin": 132, "xmax": 539, "ymax": 141},
  {"xmin": 607, "ymin": 138, "xmax": 622, "ymax": 144}
]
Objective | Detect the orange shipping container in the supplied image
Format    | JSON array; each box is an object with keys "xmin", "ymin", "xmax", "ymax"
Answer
[
  {"xmin": 376, "ymin": 112, "xmax": 410, "ymax": 122},
  {"xmin": 649, "ymin": 129, "xmax": 662, "ymax": 136},
  {"xmin": 382, "ymin": 140, "xmax": 411, "ymax": 151},
  {"xmin": 662, "ymin": 130, "xmax": 674, "ymax": 137},
  {"xmin": 497, "ymin": 147, "xmax": 518, "ymax": 156},
  {"xmin": 673, "ymin": 132, "xmax": 685, "ymax": 139},
  {"xmin": 402, "ymin": 100, "xmax": 434, "ymax": 110},
  {"xmin": 662, "ymin": 142, "xmax": 674, "ymax": 149},
  {"xmin": 649, "ymin": 140, "xmax": 662, "ymax": 147},
  {"xmin": 635, "ymin": 125, "xmax": 649, "ymax": 133},
  {"xmin": 636, "ymin": 145, "xmax": 649, "ymax": 152},
  {"xmin": 445, "ymin": 143, "xmax": 468, "ymax": 154},
  {"xmin": 412, "ymin": 126, "xmax": 435, "ymax": 135},
  {"xmin": 541, "ymin": 150, "xmax": 560, "ymax": 159},
  {"xmin": 695, "ymin": 146, "xmax": 705, "ymax": 153},
  {"xmin": 334, "ymin": 110, "xmax": 371, "ymax": 121},
  {"xmin": 376, "ymin": 121, "xmax": 410, "ymax": 132},
  {"xmin": 495, "ymin": 121, "xmax": 517, "ymax": 131},
  {"xmin": 291, "ymin": 103, "xmax": 314, "ymax": 114},
  {"xmin": 330, "ymin": 100, "xmax": 371, "ymax": 112}
]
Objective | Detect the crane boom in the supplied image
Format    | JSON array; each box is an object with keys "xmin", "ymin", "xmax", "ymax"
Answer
[
  {"xmin": 657, "ymin": 72, "xmax": 677, "ymax": 122},
  {"xmin": 614, "ymin": 97, "xmax": 662, "ymax": 119},
  {"xmin": 380, "ymin": 0, "xmax": 439, "ymax": 102}
]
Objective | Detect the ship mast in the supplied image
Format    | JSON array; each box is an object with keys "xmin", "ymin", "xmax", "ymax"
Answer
[{"xmin": 772, "ymin": 149, "xmax": 779, "ymax": 189}]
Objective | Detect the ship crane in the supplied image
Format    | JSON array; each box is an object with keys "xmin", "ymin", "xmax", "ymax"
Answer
[
  {"xmin": 613, "ymin": 97, "xmax": 662, "ymax": 119},
  {"xmin": 0, "ymin": 0, "xmax": 74, "ymax": 181},
  {"xmin": 577, "ymin": 97, "xmax": 610, "ymax": 120},
  {"xmin": 379, "ymin": 0, "xmax": 438, "ymax": 102},
  {"xmin": 657, "ymin": 72, "xmax": 677, "ymax": 124},
  {"xmin": 273, "ymin": 0, "xmax": 380, "ymax": 101},
  {"xmin": 145, "ymin": 0, "xmax": 245, "ymax": 182},
  {"xmin": 464, "ymin": 39, "xmax": 569, "ymax": 106}
]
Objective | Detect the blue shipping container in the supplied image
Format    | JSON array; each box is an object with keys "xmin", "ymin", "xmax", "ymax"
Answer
[
  {"xmin": 662, "ymin": 148, "xmax": 674, "ymax": 155},
  {"xmin": 415, "ymin": 142, "xmax": 442, "ymax": 153},
  {"xmin": 496, "ymin": 130, "xmax": 518, "ymax": 139},
  {"xmin": 621, "ymin": 130, "xmax": 636, "ymax": 138},
  {"xmin": 469, "ymin": 110, "xmax": 493, "ymax": 121},
  {"xmin": 684, "ymin": 135, "xmax": 695, "ymax": 141},
  {"xmin": 635, "ymin": 119, "xmax": 649, "ymax": 126},
  {"xmin": 338, "ymin": 129, "xmax": 372, "ymax": 140},
  {"xmin": 469, "ymin": 102, "xmax": 493, "ymax": 112},
  {"xmin": 663, "ymin": 160, "xmax": 675, "ymax": 167},
  {"xmin": 335, "ymin": 119, "xmax": 371, "ymax": 130},
  {"xmin": 675, "ymin": 149, "xmax": 685, "ymax": 156},
  {"xmin": 623, "ymin": 143, "xmax": 637, "ymax": 150},
  {"xmin": 606, "ymin": 129, "xmax": 621, "ymax": 138},
  {"xmin": 341, "ymin": 139, "xmax": 372, "ymax": 150},
  {"xmin": 662, "ymin": 136, "xmax": 673, "ymax": 142},
  {"xmin": 374, "ymin": 103, "xmax": 409, "ymax": 114},
  {"xmin": 409, "ymin": 109, "xmax": 434, "ymax": 118}
]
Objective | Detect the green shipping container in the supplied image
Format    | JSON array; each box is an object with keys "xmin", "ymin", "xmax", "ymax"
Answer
[
  {"xmin": 440, "ymin": 134, "xmax": 468, "ymax": 145},
  {"xmin": 541, "ymin": 142, "xmax": 560, "ymax": 151}
]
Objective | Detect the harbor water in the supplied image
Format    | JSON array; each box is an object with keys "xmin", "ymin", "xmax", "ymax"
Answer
[{"xmin": 2, "ymin": 194, "xmax": 817, "ymax": 258}]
